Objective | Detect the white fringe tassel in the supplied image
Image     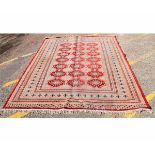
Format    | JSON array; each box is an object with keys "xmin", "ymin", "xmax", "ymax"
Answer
[{"xmin": 0, "ymin": 108, "xmax": 153, "ymax": 117}]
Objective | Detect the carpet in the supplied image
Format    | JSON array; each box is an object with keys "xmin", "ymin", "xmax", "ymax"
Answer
[{"xmin": 3, "ymin": 35, "xmax": 151, "ymax": 111}]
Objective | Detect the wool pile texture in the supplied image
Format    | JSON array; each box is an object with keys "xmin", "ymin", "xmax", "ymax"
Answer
[{"xmin": 3, "ymin": 36, "xmax": 151, "ymax": 111}]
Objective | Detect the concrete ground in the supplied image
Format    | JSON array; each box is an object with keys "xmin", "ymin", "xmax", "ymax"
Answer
[{"xmin": 0, "ymin": 34, "xmax": 155, "ymax": 118}]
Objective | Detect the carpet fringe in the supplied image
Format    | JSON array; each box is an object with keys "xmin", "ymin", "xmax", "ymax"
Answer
[{"xmin": 0, "ymin": 108, "xmax": 152, "ymax": 117}]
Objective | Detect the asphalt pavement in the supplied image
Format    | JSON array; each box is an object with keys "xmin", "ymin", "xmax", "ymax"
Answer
[{"xmin": 0, "ymin": 34, "xmax": 155, "ymax": 118}]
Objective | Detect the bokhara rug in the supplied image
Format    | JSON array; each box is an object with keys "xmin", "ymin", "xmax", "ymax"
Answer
[{"xmin": 3, "ymin": 36, "xmax": 151, "ymax": 111}]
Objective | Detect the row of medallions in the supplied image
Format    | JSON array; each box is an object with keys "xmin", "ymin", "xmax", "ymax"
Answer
[
  {"xmin": 86, "ymin": 43, "xmax": 105, "ymax": 88},
  {"xmin": 68, "ymin": 43, "xmax": 85, "ymax": 87},
  {"xmin": 48, "ymin": 43, "xmax": 71, "ymax": 87},
  {"xmin": 48, "ymin": 42, "xmax": 105, "ymax": 88}
]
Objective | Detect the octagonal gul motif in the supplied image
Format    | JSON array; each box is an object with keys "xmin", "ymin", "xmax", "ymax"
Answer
[
  {"xmin": 71, "ymin": 57, "xmax": 85, "ymax": 62},
  {"xmin": 87, "ymin": 57, "xmax": 100, "ymax": 62},
  {"xmin": 59, "ymin": 47, "xmax": 71, "ymax": 52},
  {"xmin": 53, "ymin": 64, "xmax": 68, "ymax": 70},
  {"xmin": 70, "ymin": 63, "xmax": 84, "ymax": 70},
  {"xmin": 87, "ymin": 64, "xmax": 102, "ymax": 70},
  {"xmin": 87, "ymin": 79, "xmax": 105, "ymax": 88},
  {"xmin": 67, "ymin": 79, "xmax": 85, "ymax": 87},
  {"xmin": 69, "ymin": 70, "xmax": 85, "ymax": 77},
  {"xmin": 48, "ymin": 79, "xmax": 65, "ymax": 87},
  {"xmin": 87, "ymin": 71, "xmax": 104, "ymax": 78},
  {"xmin": 51, "ymin": 71, "xmax": 66, "ymax": 77},
  {"xmin": 56, "ymin": 57, "xmax": 69, "ymax": 63}
]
